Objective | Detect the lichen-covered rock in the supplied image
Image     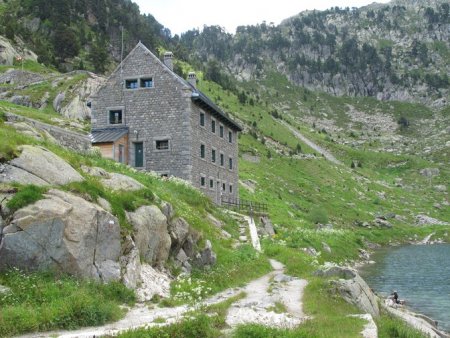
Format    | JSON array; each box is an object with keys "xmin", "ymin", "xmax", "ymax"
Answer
[
  {"xmin": 102, "ymin": 173, "xmax": 145, "ymax": 191},
  {"xmin": 325, "ymin": 267, "xmax": 380, "ymax": 318},
  {"xmin": 127, "ymin": 205, "xmax": 171, "ymax": 266},
  {"xmin": 0, "ymin": 189, "xmax": 121, "ymax": 282},
  {"xmin": 168, "ymin": 217, "xmax": 190, "ymax": 251},
  {"xmin": 194, "ymin": 240, "xmax": 217, "ymax": 268},
  {"xmin": 4, "ymin": 145, "xmax": 84, "ymax": 186},
  {"xmin": 120, "ymin": 236, "xmax": 141, "ymax": 289}
]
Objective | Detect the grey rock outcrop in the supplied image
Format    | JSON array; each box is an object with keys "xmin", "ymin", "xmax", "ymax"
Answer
[
  {"xmin": 0, "ymin": 189, "xmax": 121, "ymax": 282},
  {"xmin": 102, "ymin": 173, "xmax": 145, "ymax": 191},
  {"xmin": 194, "ymin": 240, "xmax": 217, "ymax": 268},
  {"xmin": 0, "ymin": 145, "xmax": 84, "ymax": 186},
  {"xmin": 9, "ymin": 95, "xmax": 32, "ymax": 107},
  {"xmin": 321, "ymin": 267, "xmax": 380, "ymax": 318},
  {"xmin": 260, "ymin": 216, "xmax": 275, "ymax": 236},
  {"xmin": 127, "ymin": 205, "xmax": 171, "ymax": 266},
  {"xmin": 168, "ymin": 217, "xmax": 190, "ymax": 251},
  {"xmin": 120, "ymin": 236, "xmax": 142, "ymax": 289},
  {"xmin": 53, "ymin": 92, "xmax": 65, "ymax": 113},
  {"xmin": 419, "ymin": 168, "xmax": 440, "ymax": 178},
  {"xmin": 60, "ymin": 73, "xmax": 105, "ymax": 120}
]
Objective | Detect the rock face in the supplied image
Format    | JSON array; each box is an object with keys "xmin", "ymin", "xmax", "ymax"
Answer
[
  {"xmin": 0, "ymin": 145, "xmax": 84, "ymax": 186},
  {"xmin": 60, "ymin": 73, "xmax": 106, "ymax": 120},
  {"xmin": 127, "ymin": 205, "xmax": 171, "ymax": 266},
  {"xmin": 318, "ymin": 266, "xmax": 380, "ymax": 318},
  {"xmin": 0, "ymin": 190, "xmax": 121, "ymax": 282},
  {"xmin": 102, "ymin": 173, "xmax": 145, "ymax": 191},
  {"xmin": 0, "ymin": 35, "xmax": 37, "ymax": 65}
]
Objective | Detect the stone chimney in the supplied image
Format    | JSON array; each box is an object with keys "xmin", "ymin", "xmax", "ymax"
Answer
[
  {"xmin": 187, "ymin": 72, "xmax": 197, "ymax": 88},
  {"xmin": 163, "ymin": 51, "xmax": 173, "ymax": 71}
]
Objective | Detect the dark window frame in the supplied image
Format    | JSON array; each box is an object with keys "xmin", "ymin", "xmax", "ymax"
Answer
[
  {"xmin": 109, "ymin": 109, "xmax": 123, "ymax": 125},
  {"xmin": 211, "ymin": 149, "xmax": 216, "ymax": 163},
  {"xmin": 211, "ymin": 119, "xmax": 216, "ymax": 133},
  {"xmin": 200, "ymin": 112, "xmax": 205, "ymax": 127},
  {"xmin": 125, "ymin": 79, "xmax": 138, "ymax": 89},
  {"xmin": 140, "ymin": 77, "xmax": 153, "ymax": 88},
  {"xmin": 155, "ymin": 139, "xmax": 170, "ymax": 150},
  {"xmin": 229, "ymin": 157, "xmax": 233, "ymax": 170},
  {"xmin": 200, "ymin": 144, "xmax": 205, "ymax": 159},
  {"xmin": 228, "ymin": 131, "xmax": 233, "ymax": 143}
]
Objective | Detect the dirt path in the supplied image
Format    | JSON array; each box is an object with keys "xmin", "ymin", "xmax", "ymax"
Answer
[
  {"xmin": 278, "ymin": 119, "xmax": 342, "ymax": 165},
  {"xmin": 226, "ymin": 259, "xmax": 308, "ymax": 329},
  {"xmin": 17, "ymin": 260, "xmax": 308, "ymax": 337}
]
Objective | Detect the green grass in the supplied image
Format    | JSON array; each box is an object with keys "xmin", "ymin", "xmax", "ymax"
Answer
[
  {"xmin": 377, "ymin": 313, "xmax": 428, "ymax": 338},
  {"xmin": 5, "ymin": 184, "xmax": 47, "ymax": 213},
  {"xmin": 0, "ymin": 269, "xmax": 135, "ymax": 337},
  {"xmin": 118, "ymin": 292, "xmax": 246, "ymax": 337}
]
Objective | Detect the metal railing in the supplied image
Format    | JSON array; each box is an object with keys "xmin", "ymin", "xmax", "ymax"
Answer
[{"xmin": 221, "ymin": 196, "xmax": 268, "ymax": 213}]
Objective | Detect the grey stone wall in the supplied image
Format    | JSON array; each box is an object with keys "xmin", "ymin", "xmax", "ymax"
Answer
[
  {"xmin": 92, "ymin": 44, "xmax": 192, "ymax": 180},
  {"xmin": 5, "ymin": 112, "xmax": 91, "ymax": 152},
  {"xmin": 189, "ymin": 104, "xmax": 239, "ymax": 202}
]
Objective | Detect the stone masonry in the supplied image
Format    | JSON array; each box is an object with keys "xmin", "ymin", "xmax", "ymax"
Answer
[{"xmin": 91, "ymin": 43, "xmax": 241, "ymax": 202}]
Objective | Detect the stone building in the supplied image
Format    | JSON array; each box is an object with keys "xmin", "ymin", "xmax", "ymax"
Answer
[{"xmin": 90, "ymin": 42, "xmax": 241, "ymax": 203}]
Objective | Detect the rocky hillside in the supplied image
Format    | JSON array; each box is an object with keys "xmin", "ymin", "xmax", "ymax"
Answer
[
  {"xmin": 181, "ymin": 0, "xmax": 450, "ymax": 107},
  {"xmin": 0, "ymin": 0, "xmax": 171, "ymax": 72}
]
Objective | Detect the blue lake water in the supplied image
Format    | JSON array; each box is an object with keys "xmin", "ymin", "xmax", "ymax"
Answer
[{"xmin": 359, "ymin": 244, "xmax": 450, "ymax": 333}]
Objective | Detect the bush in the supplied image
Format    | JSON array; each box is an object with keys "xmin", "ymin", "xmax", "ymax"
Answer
[{"xmin": 309, "ymin": 206, "xmax": 329, "ymax": 224}]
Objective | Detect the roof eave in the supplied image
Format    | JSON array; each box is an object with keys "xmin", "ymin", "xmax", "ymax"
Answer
[{"xmin": 191, "ymin": 93, "xmax": 242, "ymax": 132}]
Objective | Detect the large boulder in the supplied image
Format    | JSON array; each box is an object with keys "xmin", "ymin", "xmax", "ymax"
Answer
[
  {"xmin": 194, "ymin": 240, "xmax": 217, "ymax": 268},
  {"xmin": 127, "ymin": 205, "xmax": 171, "ymax": 266},
  {"xmin": 0, "ymin": 190, "xmax": 121, "ymax": 282},
  {"xmin": 102, "ymin": 173, "xmax": 145, "ymax": 191},
  {"xmin": 120, "ymin": 236, "xmax": 141, "ymax": 289},
  {"xmin": 323, "ymin": 267, "xmax": 380, "ymax": 318},
  {"xmin": 168, "ymin": 217, "xmax": 190, "ymax": 251},
  {"xmin": 1, "ymin": 146, "xmax": 84, "ymax": 186}
]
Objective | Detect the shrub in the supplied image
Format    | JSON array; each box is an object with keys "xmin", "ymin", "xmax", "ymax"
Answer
[{"xmin": 309, "ymin": 206, "xmax": 329, "ymax": 224}]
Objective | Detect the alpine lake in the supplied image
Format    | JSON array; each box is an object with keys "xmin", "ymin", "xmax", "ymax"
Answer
[{"xmin": 359, "ymin": 243, "xmax": 450, "ymax": 333}]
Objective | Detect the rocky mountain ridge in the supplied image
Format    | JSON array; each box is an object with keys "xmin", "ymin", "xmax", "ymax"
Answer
[{"xmin": 181, "ymin": 0, "xmax": 449, "ymax": 107}]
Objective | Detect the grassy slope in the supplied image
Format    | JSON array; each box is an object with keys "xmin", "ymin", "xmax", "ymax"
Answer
[{"xmin": 1, "ymin": 62, "xmax": 447, "ymax": 337}]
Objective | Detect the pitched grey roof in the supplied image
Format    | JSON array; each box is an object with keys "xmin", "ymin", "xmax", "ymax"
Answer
[{"xmin": 90, "ymin": 128, "xmax": 128, "ymax": 143}]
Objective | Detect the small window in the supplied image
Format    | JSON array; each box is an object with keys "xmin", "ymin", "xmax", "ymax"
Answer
[
  {"xmin": 156, "ymin": 139, "xmax": 169, "ymax": 150},
  {"xmin": 211, "ymin": 149, "xmax": 216, "ymax": 163},
  {"xmin": 229, "ymin": 184, "xmax": 233, "ymax": 194},
  {"xmin": 229, "ymin": 157, "xmax": 233, "ymax": 170},
  {"xmin": 220, "ymin": 153, "xmax": 224, "ymax": 166},
  {"xmin": 211, "ymin": 119, "xmax": 216, "ymax": 133},
  {"xmin": 220, "ymin": 125, "xmax": 224, "ymax": 138},
  {"xmin": 222, "ymin": 183, "xmax": 226, "ymax": 191},
  {"xmin": 140, "ymin": 78, "xmax": 153, "ymax": 88},
  {"xmin": 125, "ymin": 79, "xmax": 138, "ymax": 89},
  {"xmin": 200, "ymin": 144, "xmax": 205, "ymax": 159},
  {"xmin": 200, "ymin": 112, "xmax": 205, "ymax": 127},
  {"xmin": 209, "ymin": 179, "xmax": 214, "ymax": 188},
  {"xmin": 228, "ymin": 131, "xmax": 233, "ymax": 143},
  {"xmin": 109, "ymin": 110, "xmax": 123, "ymax": 124},
  {"xmin": 201, "ymin": 176, "xmax": 206, "ymax": 186}
]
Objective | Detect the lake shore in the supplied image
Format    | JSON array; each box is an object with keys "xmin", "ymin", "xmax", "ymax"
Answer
[{"xmin": 356, "ymin": 240, "xmax": 449, "ymax": 337}]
